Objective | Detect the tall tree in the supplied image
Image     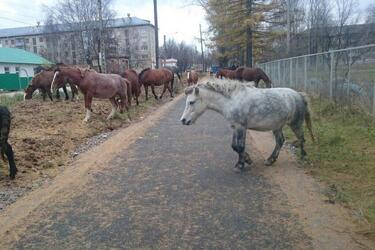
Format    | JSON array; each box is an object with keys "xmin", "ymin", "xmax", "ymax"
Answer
[{"xmin": 43, "ymin": 0, "xmax": 116, "ymax": 67}]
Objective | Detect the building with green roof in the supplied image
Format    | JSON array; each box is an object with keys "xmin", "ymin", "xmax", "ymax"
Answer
[{"xmin": 0, "ymin": 47, "xmax": 52, "ymax": 91}]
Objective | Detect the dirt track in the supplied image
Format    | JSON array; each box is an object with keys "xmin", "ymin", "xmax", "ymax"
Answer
[{"xmin": 0, "ymin": 94, "xmax": 373, "ymax": 249}]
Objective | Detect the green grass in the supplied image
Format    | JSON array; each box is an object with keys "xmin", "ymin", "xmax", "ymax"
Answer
[
  {"xmin": 284, "ymin": 98, "xmax": 375, "ymax": 236},
  {"xmin": 0, "ymin": 93, "xmax": 24, "ymax": 107}
]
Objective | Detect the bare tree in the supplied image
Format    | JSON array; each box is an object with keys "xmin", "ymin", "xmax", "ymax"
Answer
[{"xmin": 43, "ymin": 0, "xmax": 116, "ymax": 67}]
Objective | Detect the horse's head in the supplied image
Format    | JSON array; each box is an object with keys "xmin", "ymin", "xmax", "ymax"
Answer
[
  {"xmin": 180, "ymin": 86, "xmax": 207, "ymax": 125},
  {"xmin": 24, "ymin": 84, "xmax": 35, "ymax": 100}
]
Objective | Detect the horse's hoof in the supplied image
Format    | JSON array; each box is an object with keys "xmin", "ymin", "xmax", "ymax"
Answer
[
  {"xmin": 264, "ymin": 158, "xmax": 275, "ymax": 166},
  {"xmin": 244, "ymin": 156, "xmax": 253, "ymax": 165},
  {"xmin": 235, "ymin": 162, "xmax": 245, "ymax": 170}
]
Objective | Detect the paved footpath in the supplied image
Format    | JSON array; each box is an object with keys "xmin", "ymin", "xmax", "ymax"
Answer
[{"xmin": 11, "ymin": 98, "xmax": 312, "ymax": 249}]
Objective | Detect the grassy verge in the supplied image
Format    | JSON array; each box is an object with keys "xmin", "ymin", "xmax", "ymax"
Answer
[
  {"xmin": 0, "ymin": 94, "xmax": 24, "ymax": 107},
  {"xmin": 284, "ymin": 98, "xmax": 375, "ymax": 237}
]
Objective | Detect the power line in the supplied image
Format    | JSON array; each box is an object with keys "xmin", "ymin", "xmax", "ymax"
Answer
[{"xmin": 0, "ymin": 16, "xmax": 34, "ymax": 26}]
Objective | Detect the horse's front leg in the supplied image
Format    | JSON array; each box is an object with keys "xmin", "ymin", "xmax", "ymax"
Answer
[
  {"xmin": 167, "ymin": 80, "xmax": 174, "ymax": 98},
  {"xmin": 151, "ymin": 85, "xmax": 158, "ymax": 99},
  {"xmin": 265, "ymin": 129, "xmax": 285, "ymax": 166},
  {"xmin": 83, "ymin": 94, "xmax": 93, "ymax": 122},
  {"xmin": 144, "ymin": 85, "xmax": 149, "ymax": 100},
  {"xmin": 4, "ymin": 142, "xmax": 17, "ymax": 180},
  {"xmin": 231, "ymin": 126, "xmax": 252, "ymax": 170},
  {"xmin": 62, "ymin": 85, "xmax": 69, "ymax": 100},
  {"xmin": 107, "ymin": 98, "xmax": 118, "ymax": 120},
  {"xmin": 46, "ymin": 88, "xmax": 53, "ymax": 101}
]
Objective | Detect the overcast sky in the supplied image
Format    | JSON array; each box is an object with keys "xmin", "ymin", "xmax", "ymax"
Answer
[{"xmin": 0, "ymin": 0, "xmax": 373, "ymax": 46}]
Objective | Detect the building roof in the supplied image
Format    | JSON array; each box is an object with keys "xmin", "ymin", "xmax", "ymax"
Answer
[
  {"xmin": 0, "ymin": 17, "xmax": 152, "ymax": 38},
  {"xmin": 0, "ymin": 47, "xmax": 52, "ymax": 65}
]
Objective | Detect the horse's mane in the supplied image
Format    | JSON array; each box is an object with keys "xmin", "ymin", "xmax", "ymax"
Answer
[
  {"xmin": 138, "ymin": 68, "xmax": 151, "ymax": 81},
  {"xmin": 198, "ymin": 79, "xmax": 255, "ymax": 98}
]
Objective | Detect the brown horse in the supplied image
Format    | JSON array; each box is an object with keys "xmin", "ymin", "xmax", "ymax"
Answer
[
  {"xmin": 215, "ymin": 69, "xmax": 236, "ymax": 79},
  {"xmin": 138, "ymin": 68, "xmax": 174, "ymax": 100},
  {"xmin": 51, "ymin": 66, "xmax": 130, "ymax": 122},
  {"xmin": 24, "ymin": 70, "xmax": 79, "ymax": 101},
  {"xmin": 120, "ymin": 69, "xmax": 141, "ymax": 106},
  {"xmin": 187, "ymin": 70, "xmax": 199, "ymax": 85},
  {"xmin": 235, "ymin": 67, "xmax": 272, "ymax": 88}
]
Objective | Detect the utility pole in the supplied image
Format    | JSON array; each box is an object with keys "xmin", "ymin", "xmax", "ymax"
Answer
[
  {"xmin": 199, "ymin": 24, "xmax": 204, "ymax": 72},
  {"xmin": 153, "ymin": 0, "xmax": 159, "ymax": 68},
  {"xmin": 286, "ymin": 0, "xmax": 291, "ymax": 56},
  {"xmin": 245, "ymin": 0, "xmax": 253, "ymax": 67},
  {"xmin": 98, "ymin": 0, "xmax": 106, "ymax": 73}
]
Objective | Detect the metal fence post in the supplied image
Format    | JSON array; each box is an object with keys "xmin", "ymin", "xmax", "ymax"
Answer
[
  {"xmin": 304, "ymin": 56, "xmax": 307, "ymax": 91},
  {"xmin": 347, "ymin": 50, "xmax": 352, "ymax": 98},
  {"xmin": 330, "ymin": 52, "xmax": 334, "ymax": 100},
  {"xmin": 290, "ymin": 59, "xmax": 293, "ymax": 87},
  {"xmin": 278, "ymin": 60, "xmax": 281, "ymax": 86}
]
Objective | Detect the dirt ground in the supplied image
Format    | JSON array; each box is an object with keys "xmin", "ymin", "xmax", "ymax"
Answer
[{"xmin": 0, "ymin": 86, "xmax": 177, "ymax": 210}]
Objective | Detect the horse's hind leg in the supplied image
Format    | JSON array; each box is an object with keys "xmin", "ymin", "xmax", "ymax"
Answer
[
  {"xmin": 168, "ymin": 80, "xmax": 174, "ymax": 98},
  {"xmin": 159, "ymin": 83, "xmax": 167, "ymax": 99},
  {"xmin": 4, "ymin": 143, "xmax": 17, "ymax": 179},
  {"xmin": 265, "ymin": 129, "xmax": 285, "ymax": 166},
  {"xmin": 290, "ymin": 123, "xmax": 307, "ymax": 157},
  {"xmin": 231, "ymin": 126, "xmax": 252, "ymax": 170},
  {"xmin": 83, "ymin": 94, "xmax": 93, "ymax": 122}
]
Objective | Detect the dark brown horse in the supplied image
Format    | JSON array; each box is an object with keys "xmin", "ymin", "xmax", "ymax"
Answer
[
  {"xmin": 187, "ymin": 70, "xmax": 199, "ymax": 85},
  {"xmin": 235, "ymin": 67, "xmax": 272, "ymax": 88},
  {"xmin": 0, "ymin": 106, "xmax": 17, "ymax": 179},
  {"xmin": 24, "ymin": 70, "xmax": 79, "ymax": 101},
  {"xmin": 138, "ymin": 68, "xmax": 174, "ymax": 100},
  {"xmin": 51, "ymin": 66, "xmax": 130, "ymax": 122},
  {"xmin": 120, "ymin": 69, "xmax": 141, "ymax": 106},
  {"xmin": 215, "ymin": 69, "xmax": 236, "ymax": 79}
]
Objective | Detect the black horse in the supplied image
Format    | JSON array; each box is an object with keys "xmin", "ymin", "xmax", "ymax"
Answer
[{"xmin": 0, "ymin": 106, "xmax": 17, "ymax": 179}]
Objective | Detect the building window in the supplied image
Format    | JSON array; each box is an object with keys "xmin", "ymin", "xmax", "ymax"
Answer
[
  {"xmin": 11, "ymin": 40, "xmax": 14, "ymax": 45},
  {"xmin": 39, "ymin": 37, "xmax": 43, "ymax": 42},
  {"xmin": 32, "ymin": 38, "xmax": 36, "ymax": 45},
  {"xmin": 73, "ymin": 59, "xmax": 77, "ymax": 64},
  {"xmin": 25, "ymin": 38, "xmax": 29, "ymax": 43},
  {"xmin": 142, "ymin": 55, "xmax": 148, "ymax": 59},
  {"xmin": 141, "ymin": 44, "xmax": 148, "ymax": 50},
  {"xmin": 33, "ymin": 47, "xmax": 37, "ymax": 53},
  {"xmin": 72, "ymin": 51, "xmax": 76, "ymax": 58},
  {"xmin": 65, "ymin": 51, "xmax": 69, "ymax": 57},
  {"xmin": 5, "ymin": 40, "xmax": 8, "ymax": 45},
  {"xmin": 4, "ymin": 67, "xmax": 10, "ymax": 73},
  {"xmin": 125, "ymin": 30, "xmax": 129, "ymax": 37},
  {"xmin": 15, "ymin": 67, "xmax": 20, "ymax": 74}
]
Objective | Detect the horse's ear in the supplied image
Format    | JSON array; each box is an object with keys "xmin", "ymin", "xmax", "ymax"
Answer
[
  {"xmin": 78, "ymin": 68, "xmax": 86, "ymax": 78},
  {"xmin": 194, "ymin": 87, "xmax": 199, "ymax": 95}
]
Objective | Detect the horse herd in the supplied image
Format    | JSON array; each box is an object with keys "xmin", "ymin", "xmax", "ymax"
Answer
[{"xmin": 1, "ymin": 63, "xmax": 313, "ymax": 179}]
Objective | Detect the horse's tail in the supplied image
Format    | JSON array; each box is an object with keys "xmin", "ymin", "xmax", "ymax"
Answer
[
  {"xmin": 257, "ymin": 68, "xmax": 272, "ymax": 88},
  {"xmin": 300, "ymin": 93, "xmax": 315, "ymax": 143},
  {"xmin": 0, "ymin": 107, "xmax": 11, "ymax": 161}
]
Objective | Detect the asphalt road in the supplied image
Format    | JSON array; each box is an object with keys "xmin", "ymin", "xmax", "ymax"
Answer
[{"xmin": 11, "ymin": 98, "xmax": 312, "ymax": 249}]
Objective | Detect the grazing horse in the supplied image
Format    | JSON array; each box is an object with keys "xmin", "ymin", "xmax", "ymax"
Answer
[
  {"xmin": 120, "ymin": 69, "xmax": 141, "ymax": 106},
  {"xmin": 180, "ymin": 79, "xmax": 314, "ymax": 170},
  {"xmin": 187, "ymin": 70, "xmax": 199, "ymax": 85},
  {"xmin": 139, "ymin": 68, "xmax": 174, "ymax": 100},
  {"xmin": 235, "ymin": 67, "xmax": 272, "ymax": 88},
  {"xmin": 0, "ymin": 106, "xmax": 17, "ymax": 179},
  {"xmin": 24, "ymin": 70, "xmax": 79, "ymax": 101},
  {"xmin": 215, "ymin": 69, "xmax": 236, "ymax": 79},
  {"xmin": 51, "ymin": 66, "xmax": 130, "ymax": 122}
]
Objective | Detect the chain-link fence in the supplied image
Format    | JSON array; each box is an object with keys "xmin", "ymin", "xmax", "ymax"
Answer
[{"xmin": 258, "ymin": 44, "xmax": 375, "ymax": 117}]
